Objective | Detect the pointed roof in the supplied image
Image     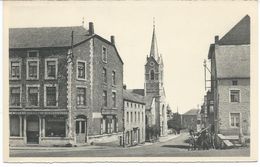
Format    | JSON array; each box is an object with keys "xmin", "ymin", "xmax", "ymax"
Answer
[
  {"xmin": 218, "ymin": 15, "xmax": 250, "ymax": 45},
  {"xmin": 149, "ymin": 23, "xmax": 159, "ymax": 61}
]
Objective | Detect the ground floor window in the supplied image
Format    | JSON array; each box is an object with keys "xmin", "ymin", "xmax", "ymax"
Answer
[
  {"xmin": 230, "ymin": 113, "xmax": 240, "ymax": 128},
  {"xmin": 101, "ymin": 115, "xmax": 117, "ymax": 134},
  {"xmin": 10, "ymin": 115, "xmax": 20, "ymax": 136},
  {"xmin": 45, "ymin": 116, "xmax": 66, "ymax": 137}
]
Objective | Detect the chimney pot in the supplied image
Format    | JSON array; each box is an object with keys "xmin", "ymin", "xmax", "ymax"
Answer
[
  {"xmin": 110, "ymin": 35, "xmax": 115, "ymax": 45},
  {"xmin": 215, "ymin": 35, "xmax": 219, "ymax": 44},
  {"xmin": 89, "ymin": 22, "xmax": 94, "ymax": 35}
]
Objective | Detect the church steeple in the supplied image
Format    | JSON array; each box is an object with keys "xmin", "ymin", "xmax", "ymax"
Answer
[{"xmin": 149, "ymin": 18, "xmax": 159, "ymax": 61}]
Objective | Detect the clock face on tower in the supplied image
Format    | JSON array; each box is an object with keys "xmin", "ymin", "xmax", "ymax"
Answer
[{"xmin": 150, "ymin": 62, "xmax": 154, "ymax": 66}]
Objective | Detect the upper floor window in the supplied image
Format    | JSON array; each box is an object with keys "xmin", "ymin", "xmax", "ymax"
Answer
[
  {"xmin": 10, "ymin": 61, "xmax": 21, "ymax": 80},
  {"xmin": 131, "ymin": 112, "xmax": 133, "ymax": 123},
  {"xmin": 230, "ymin": 90, "xmax": 240, "ymax": 103},
  {"xmin": 230, "ymin": 113, "xmax": 240, "ymax": 128},
  {"xmin": 27, "ymin": 50, "xmax": 39, "ymax": 58},
  {"xmin": 102, "ymin": 46, "xmax": 107, "ymax": 63},
  {"xmin": 10, "ymin": 86, "xmax": 21, "ymax": 107},
  {"xmin": 150, "ymin": 70, "xmax": 155, "ymax": 80},
  {"xmin": 45, "ymin": 85, "xmax": 58, "ymax": 107},
  {"xmin": 77, "ymin": 61, "xmax": 86, "ymax": 80},
  {"xmin": 27, "ymin": 60, "xmax": 39, "ymax": 80},
  {"xmin": 77, "ymin": 87, "xmax": 86, "ymax": 106},
  {"xmin": 112, "ymin": 71, "xmax": 116, "ymax": 85},
  {"xmin": 45, "ymin": 59, "xmax": 58, "ymax": 79},
  {"xmin": 232, "ymin": 80, "xmax": 238, "ymax": 86},
  {"xmin": 27, "ymin": 86, "xmax": 39, "ymax": 107},
  {"xmin": 103, "ymin": 68, "xmax": 107, "ymax": 83},
  {"xmin": 112, "ymin": 92, "xmax": 116, "ymax": 108},
  {"xmin": 102, "ymin": 90, "xmax": 107, "ymax": 107},
  {"xmin": 126, "ymin": 112, "xmax": 129, "ymax": 123}
]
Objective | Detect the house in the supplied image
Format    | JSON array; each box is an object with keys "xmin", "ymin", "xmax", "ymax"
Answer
[
  {"xmin": 127, "ymin": 23, "xmax": 169, "ymax": 141},
  {"xmin": 123, "ymin": 89, "xmax": 146, "ymax": 146},
  {"xmin": 181, "ymin": 109, "xmax": 199, "ymax": 131},
  {"xmin": 208, "ymin": 15, "xmax": 250, "ymax": 136},
  {"xmin": 9, "ymin": 22, "xmax": 124, "ymax": 146}
]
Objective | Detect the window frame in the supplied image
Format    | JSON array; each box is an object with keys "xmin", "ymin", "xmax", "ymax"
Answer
[
  {"xmin": 102, "ymin": 46, "xmax": 107, "ymax": 63},
  {"xmin": 45, "ymin": 58, "xmax": 58, "ymax": 80},
  {"xmin": 150, "ymin": 69, "xmax": 155, "ymax": 80},
  {"xmin": 229, "ymin": 89, "xmax": 241, "ymax": 103},
  {"xmin": 9, "ymin": 59, "xmax": 22, "ymax": 80},
  {"xmin": 26, "ymin": 84, "xmax": 40, "ymax": 108},
  {"xmin": 76, "ymin": 60, "xmax": 87, "ymax": 81},
  {"xmin": 112, "ymin": 70, "xmax": 116, "ymax": 85},
  {"xmin": 230, "ymin": 112, "xmax": 241, "ymax": 128},
  {"xmin": 112, "ymin": 90, "xmax": 116, "ymax": 108},
  {"xmin": 27, "ymin": 50, "xmax": 39, "ymax": 58},
  {"xmin": 9, "ymin": 85, "xmax": 22, "ymax": 108},
  {"xmin": 44, "ymin": 84, "xmax": 58, "ymax": 107},
  {"xmin": 232, "ymin": 80, "xmax": 238, "ymax": 86},
  {"xmin": 102, "ymin": 67, "xmax": 107, "ymax": 84},
  {"xmin": 76, "ymin": 86, "xmax": 87, "ymax": 107},
  {"xmin": 102, "ymin": 90, "xmax": 108, "ymax": 107},
  {"xmin": 26, "ymin": 59, "xmax": 39, "ymax": 80}
]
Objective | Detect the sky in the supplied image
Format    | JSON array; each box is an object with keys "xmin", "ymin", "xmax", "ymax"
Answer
[{"xmin": 5, "ymin": 1, "xmax": 257, "ymax": 113}]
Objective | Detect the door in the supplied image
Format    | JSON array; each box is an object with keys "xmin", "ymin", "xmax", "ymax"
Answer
[
  {"xmin": 27, "ymin": 116, "xmax": 39, "ymax": 144},
  {"xmin": 76, "ymin": 119, "xmax": 87, "ymax": 143}
]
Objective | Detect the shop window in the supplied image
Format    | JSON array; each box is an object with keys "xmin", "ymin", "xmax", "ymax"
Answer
[
  {"xmin": 10, "ymin": 115, "xmax": 20, "ymax": 136},
  {"xmin": 45, "ymin": 116, "xmax": 66, "ymax": 137}
]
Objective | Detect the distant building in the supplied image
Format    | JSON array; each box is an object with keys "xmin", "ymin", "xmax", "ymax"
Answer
[
  {"xmin": 123, "ymin": 89, "xmax": 145, "ymax": 146},
  {"xmin": 181, "ymin": 109, "xmax": 199, "ymax": 131},
  {"xmin": 208, "ymin": 15, "xmax": 250, "ymax": 136},
  {"xmin": 127, "ymin": 23, "xmax": 169, "ymax": 140},
  {"xmin": 9, "ymin": 22, "xmax": 124, "ymax": 146}
]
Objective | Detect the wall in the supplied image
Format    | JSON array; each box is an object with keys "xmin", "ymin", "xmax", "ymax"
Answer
[{"xmin": 217, "ymin": 78, "xmax": 250, "ymax": 136}]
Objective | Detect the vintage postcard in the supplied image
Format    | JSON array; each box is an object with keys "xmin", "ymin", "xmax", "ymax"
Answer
[{"xmin": 3, "ymin": 0, "xmax": 258, "ymax": 162}]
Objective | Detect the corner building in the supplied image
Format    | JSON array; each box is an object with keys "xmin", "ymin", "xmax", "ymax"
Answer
[{"xmin": 9, "ymin": 22, "xmax": 123, "ymax": 146}]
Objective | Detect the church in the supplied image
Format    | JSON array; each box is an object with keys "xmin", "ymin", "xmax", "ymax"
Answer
[{"xmin": 128, "ymin": 23, "xmax": 168, "ymax": 140}]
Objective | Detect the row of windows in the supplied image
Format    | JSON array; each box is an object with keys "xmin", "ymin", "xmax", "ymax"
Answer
[
  {"xmin": 102, "ymin": 90, "xmax": 117, "ymax": 108},
  {"xmin": 102, "ymin": 68, "xmax": 116, "ymax": 85},
  {"xmin": 10, "ymin": 85, "xmax": 58, "ymax": 107},
  {"xmin": 125, "ymin": 102, "xmax": 144, "ymax": 109},
  {"xmin": 126, "ymin": 111, "xmax": 144, "ymax": 124},
  {"xmin": 10, "ymin": 85, "xmax": 88, "ymax": 107},
  {"xmin": 10, "ymin": 58, "xmax": 58, "ymax": 80}
]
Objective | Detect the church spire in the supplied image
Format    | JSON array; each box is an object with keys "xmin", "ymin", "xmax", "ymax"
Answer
[{"xmin": 149, "ymin": 18, "xmax": 159, "ymax": 60}]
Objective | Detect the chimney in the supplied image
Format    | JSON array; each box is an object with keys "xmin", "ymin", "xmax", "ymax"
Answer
[
  {"xmin": 89, "ymin": 22, "xmax": 94, "ymax": 35},
  {"xmin": 110, "ymin": 35, "xmax": 115, "ymax": 45},
  {"xmin": 215, "ymin": 35, "xmax": 219, "ymax": 44},
  {"xmin": 123, "ymin": 84, "xmax": 127, "ymax": 90}
]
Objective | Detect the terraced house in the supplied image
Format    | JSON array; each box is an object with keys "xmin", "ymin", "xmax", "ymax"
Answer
[{"xmin": 9, "ymin": 22, "xmax": 124, "ymax": 146}]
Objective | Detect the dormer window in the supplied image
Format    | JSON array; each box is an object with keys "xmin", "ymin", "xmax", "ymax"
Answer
[
  {"xmin": 232, "ymin": 80, "xmax": 238, "ymax": 86},
  {"xmin": 27, "ymin": 50, "xmax": 39, "ymax": 58}
]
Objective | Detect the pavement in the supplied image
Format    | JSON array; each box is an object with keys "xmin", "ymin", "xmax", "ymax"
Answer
[{"xmin": 10, "ymin": 133, "xmax": 181, "ymax": 151}]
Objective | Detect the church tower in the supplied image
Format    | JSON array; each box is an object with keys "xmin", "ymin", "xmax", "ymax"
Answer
[
  {"xmin": 144, "ymin": 21, "xmax": 165, "ymax": 97},
  {"xmin": 144, "ymin": 20, "xmax": 168, "ymax": 137}
]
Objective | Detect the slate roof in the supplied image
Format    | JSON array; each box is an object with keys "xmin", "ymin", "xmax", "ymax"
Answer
[
  {"xmin": 215, "ymin": 45, "xmax": 250, "ymax": 78},
  {"xmin": 218, "ymin": 15, "xmax": 250, "ymax": 45},
  {"xmin": 183, "ymin": 109, "xmax": 199, "ymax": 116},
  {"xmin": 127, "ymin": 89, "xmax": 145, "ymax": 96},
  {"xmin": 123, "ymin": 89, "xmax": 145, "ymax": 104},
  {"xmin": 9, "ymin": 26, "xmax": 91, "ymax": 49}
]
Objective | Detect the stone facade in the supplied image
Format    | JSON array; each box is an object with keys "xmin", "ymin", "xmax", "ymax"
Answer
[{"xmin": 9, "ymin": 23, "xmax": 124, "ymax": 146}]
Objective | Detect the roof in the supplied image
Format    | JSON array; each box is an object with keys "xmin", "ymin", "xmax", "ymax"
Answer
[
  {"xmin": 9, "ymin": 26, "xmax": 91, "ymax": 49},
  {"xmin": 183, "ymin": 109, "xmax": 199, "ymax": 116},
  {"xmin": 149, "ymin": 26, "xmax": 159, "ymax": 61},
  {"xmin": 215, "ymin": 45, "xmax": 249, "ymax": 78},
  {"xmin": 218, "ymin": 15, "xmax": 250, "ymax": 45},
  {"xmin": 127, "ymin": 89, "xmax": 145, "ymax": 96},
  {"xmin": 123, "ymin": 89, "xmax": 145, "ymax": 104}
]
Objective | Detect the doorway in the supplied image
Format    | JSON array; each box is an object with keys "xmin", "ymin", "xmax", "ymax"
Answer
[
  {"xmin": 75, "ymin": 115, "xmax": 87, "ymax": 143},
  {"xmin": 27, "ymin": 115, "xmax": 39, "ymax": 144}
]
